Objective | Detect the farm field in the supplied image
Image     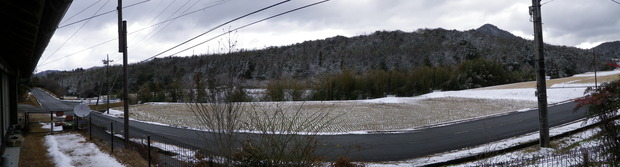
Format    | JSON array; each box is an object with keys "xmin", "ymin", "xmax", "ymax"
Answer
[{"xmin": 109, "ymin": 70, "xmax": 620, "ymax": 134}]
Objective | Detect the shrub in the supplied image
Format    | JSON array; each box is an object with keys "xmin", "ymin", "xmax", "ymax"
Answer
[{"xmin": 575, "ymin": 79, "xmax": 620, "ymax": 164}]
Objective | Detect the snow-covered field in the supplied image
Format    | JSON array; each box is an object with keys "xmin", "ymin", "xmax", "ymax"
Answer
[
  {"xmin": 109, "ymin": 70, "xmax": 620, "ymax": 134},
  {"xmin": 116, "ymin": 98, "xmax": 536, "ymax": 134}
]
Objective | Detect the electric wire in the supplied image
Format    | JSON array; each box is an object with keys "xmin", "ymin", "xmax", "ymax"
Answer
[
  {"xmin": 59, "ymin": 0, "xmax": 103, "ymax": 25},
  {"xmin": 38, "ymin": 38, "xmax": 116, "ymax": 67},
  {"xmin": 149, "ymin": 0, "xmax": 292, "ymax": 60},
  {"xmin": 39, "ymin": 0, "xmax": 111, "ymax": 67},
  {"xmin": 164, "ymin": 0, "xmax": 332, "ymax": 59},
  {"xmin": 37, "ymin": 0, "xmax": 231, "ymax": 68},
  {"xmin": 57, "ymin": 0, "xmax": 151, "ymax": 29},
  {"xmin": 612, "ymin": 0, "xmax": 620, "ymax": 5},
  {"xmin": 131, "ymin": 0, "xmax": 194, "ymax": 48},
  {"xmin": 541, "ymin": 0, "xmax": 556, "ymax": 6},
  {"xmin": 129, "ymin": 0, "xmax": 230, "ymax": 37}
]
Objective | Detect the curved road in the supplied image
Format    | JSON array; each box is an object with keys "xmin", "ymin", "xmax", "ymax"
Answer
[
  {"xmin": 32, "ymin": 88, "xmax": 588, "ymax": 162},
  {"xmin": 30, "ymin": 88, "xmax": 78, "ymax": 113}
]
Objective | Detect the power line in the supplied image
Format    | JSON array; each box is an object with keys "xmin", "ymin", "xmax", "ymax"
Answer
[
  {"xmin": 612, "ymin": 0, "xmax": 620, "ymax": 5},
  {"xmin": 131, "ymin": 0, "xmax": 198, "ymax": 48},
  {"xmin": 163, "ymin": 0, "xmax": 332, "ymax": 59},
  {"xmin": 540, "ymin": 0, "xmax": 557, "ymax": 6},
  {"xmin": 57, "ymin": 0, "xmax": 151, "ymax": 29},
  {"xmin": 60, "ymin": 0, "xmax": 103, "ymax": 25},
  {"xmin": 38, "ymin": 0, "xmax": 231, "ymax": 69},
  {"xmin": 39, "ymin": 0, "xmax": 111, "ymax": 66},
  {"xmin": 129, "ymin": 0, "xmax": 230, "ymax": 37},
  {"xmin": 148, "ymin": 0, "xmax": 292, "ymax": 60},
  {"xmin": 38, "ymin": 38, "xmax": 116, "ymax": 67}
]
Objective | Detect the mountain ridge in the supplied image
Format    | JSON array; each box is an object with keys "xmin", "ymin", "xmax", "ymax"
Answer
[
  {"xmin": 475, "ymin": 23, "xmax": 517, "ymax": 39},
  {"xmin": 35, "ymin": 24, "xmax": 619, "ymax": 98}
]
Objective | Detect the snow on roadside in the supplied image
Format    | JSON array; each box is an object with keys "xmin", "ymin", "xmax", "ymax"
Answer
[
  {"xmin": 366, "ymin": 118, "xmax": 597, "ymax": 167},
  {"xmin": 44, "ymin": 133, "xmax": 125, "ymax": 167},
  {"xmin": 572, "ymin": 69, "xmax": 620, "ymax": 77},
  {"xmin": 102, "ymin": 109, "xmax": 174, "ymax": 127}
]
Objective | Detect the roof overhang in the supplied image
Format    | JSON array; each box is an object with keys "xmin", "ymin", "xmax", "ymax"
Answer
[{"xmin": 0, "ymin": 0, "xmax": 72, "ymax": 80}]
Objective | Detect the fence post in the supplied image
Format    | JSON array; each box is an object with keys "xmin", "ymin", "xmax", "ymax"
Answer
[
  {"xmin": 89, "ymin": 116, "xmax": 92, "ymax": 140},
  {"xmin": 209, "ymin": 156, "xmax": 214, "ymax": 167},
  {"xmin": 582, "ymin": 148, "xmax": 589, "ymax": 166},
  {"xmin": 148, "ymin": 136, "xmax": 151, "ymax": 167},
  {"xmin": 50, "ymin": 112, "xmax": 53, "ymax": 133},
  {"xmin": 111, "ymin": 122, "xmax": 114, "ymax": 153},
  {"xmin": 25, "ymin": 112, "xmax": 30, "ymax": 133},
  {"xmin": 74, "ymin": 114, "xmax": 78, "ymax": 131}
]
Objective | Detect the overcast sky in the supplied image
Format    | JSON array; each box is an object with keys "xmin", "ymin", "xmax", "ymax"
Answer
[{"xmin": 36, "ymin": 0, "xmax": 620, "ymax": 72}]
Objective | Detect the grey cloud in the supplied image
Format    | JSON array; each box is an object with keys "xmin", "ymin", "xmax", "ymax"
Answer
[{"xmin": 40, "ymin": 0, "xmax": 619, "ymax": 71}]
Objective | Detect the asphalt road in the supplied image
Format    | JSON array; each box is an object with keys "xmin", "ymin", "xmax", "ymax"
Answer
[
  {"xmin": 316, "ymin": 102, "xmax": 587, "ymax": 161},
  {"xmin": 32, "ymin": 88, "xmax": 588, "ymax": 162},
  {"xmin": 30, "ymin": 88, "xmax": 77, "ymax": 113}
]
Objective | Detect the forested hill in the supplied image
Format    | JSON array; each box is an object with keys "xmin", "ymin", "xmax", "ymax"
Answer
[{"xmin": 36, "ymin": 24, "xmax": 619, "ymax": 98}]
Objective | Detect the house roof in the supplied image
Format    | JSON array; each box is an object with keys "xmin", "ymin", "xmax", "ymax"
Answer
[{"xmin": 0, "ymin": 0, "xmax": 72, "ymax": 79}]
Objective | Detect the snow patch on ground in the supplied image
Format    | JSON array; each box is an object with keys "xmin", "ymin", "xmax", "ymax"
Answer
[
  {"xmin": 44, "ymin": 133, "xmax": 125, "ymax": 167},
  {"xmin": 366, "ymin": 118, "xmax": 596, "ymax": 167},
  {"xmin": 39, "ymin": 122, "xmax": 63, "ymax": 132},
  {"xmin": 551, "ymin": 83, "xmax": 596, "ymax": 88},
  {"xmin": 416, "ymin": 87, "xmax": 586, "ymax": 104},
  {"xmin": 362, "ymin": 96, "xmax": 410, "ymax": 104},
  {"xmin": 572, "ymin": 70, "xmax": 620, "ymax": 77}
]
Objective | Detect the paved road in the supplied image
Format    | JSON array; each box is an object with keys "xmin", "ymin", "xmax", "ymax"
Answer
[
  {"xmin": 17, "ymin": 104, "xmax": 46, "ymax": 113},
  {"xmin": 317, "ymin": 102, "xmax": 587, "ymax": 161},
  {"xmin": 88, "ymin": 102, "xmax": 587, "ymax": 162},
  {"xmin": 30, "ymin": 88, "xmax": 77, "ymax": 113},
  {"xmin": 32, "ymin": 88, "xmax": 588, "ymax": 162}
]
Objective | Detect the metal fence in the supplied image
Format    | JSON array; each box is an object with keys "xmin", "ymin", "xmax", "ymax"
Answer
[
  {"xmin": 90, "ymin": 115, "xmax": 216, "ymax": 167},
  {"xmin": 128, "ymin": 134, "xmax": 209, "ymax": 166},
  {"xmin": 477, "ymin": 145, "xmax": 617, "ymax": 167}
]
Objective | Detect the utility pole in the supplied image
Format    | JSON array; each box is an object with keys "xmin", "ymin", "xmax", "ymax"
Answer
[
  {"xmin": 593, "ymin": 49, "xmax": 598, "ymax": 89},
  {"xmin": 102, "ymin": 54, "xmax": 113, "ymax": 114},
  {"xmin": 530, "ymin": 0, "xmax": 550, "ymax": 147},
  {"xmin": 118, "ymin": 0, "xmax": 130, "ymax": 145}
]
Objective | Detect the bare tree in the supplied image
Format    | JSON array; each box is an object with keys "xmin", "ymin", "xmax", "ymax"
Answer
[
  {"xmin": 188, "ymin": 87, "xmax": 246, "ymax": 165},
  {"xmin": 234, "ymin": 102, "xmax": 335, "ymax": 166}
]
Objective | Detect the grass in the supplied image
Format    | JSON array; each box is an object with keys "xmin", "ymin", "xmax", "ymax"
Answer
[
  {"xmin": 478, "ymin": 77, "xmax": 582, "ymax": 89},
  {"xmin": 19, "ymin": 92, "xmax": 40, "ymax": 107},
  {"xmin": 21, "ymin": 112, "xmax": 149, "ymax": 167},
  {"xmin": 19, "ymin": 124, "xmax": 54, "ymax": 167},
  {"xmin": 27, "ymin": 113, "xmax": 55, "ymax": 133},
  {"xmin": 89, "ymin": 101, "xmax": 124, "ymax": 111},
  {"xmin": 573, "ymin": 73, "xmax": 620, "ymax": 84}
]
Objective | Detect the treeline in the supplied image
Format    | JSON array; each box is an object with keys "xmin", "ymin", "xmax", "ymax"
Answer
[
  {"xmin": 266, "ymin": 58, "xmax": 532, "ymax": 101},
  {"xmin": 314, "ymin": 58, "xmax": 532, "ymax": 100},
  {"xmin": 33, "ymin": 58, "xmax": 532, "ymax": 103}
]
